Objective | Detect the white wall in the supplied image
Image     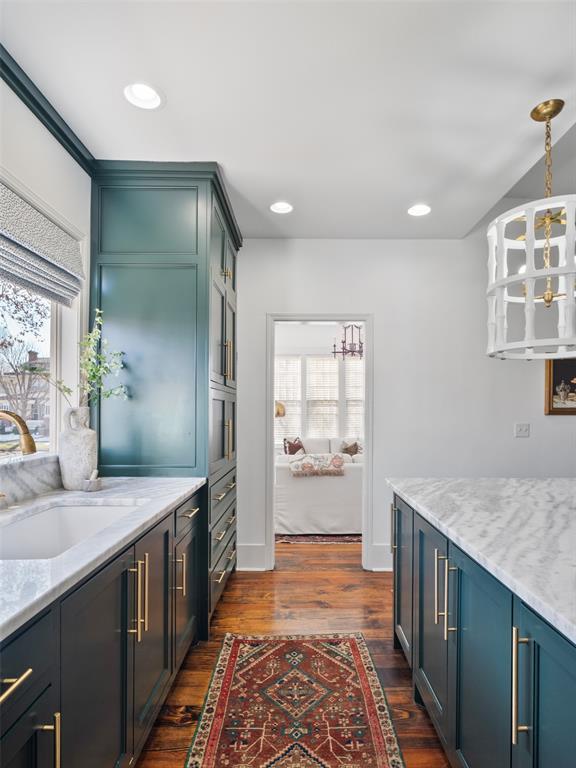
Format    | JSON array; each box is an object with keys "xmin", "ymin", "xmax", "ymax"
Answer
[
  {"xmin": 237, "ymin": 228, "xmax": 576, "ymax": 571},
  {"xmin": 0, "ymin": 80, "xmax": 92, "ymax": 432}
]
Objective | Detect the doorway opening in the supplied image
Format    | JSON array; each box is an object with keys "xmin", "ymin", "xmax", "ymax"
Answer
[{"xmin": 265, "ymin": 315, "xmax": 373, "ymax": 570}]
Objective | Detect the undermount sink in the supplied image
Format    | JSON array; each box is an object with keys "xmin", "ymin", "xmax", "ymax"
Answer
[{"xmin": 0, "ymin": 504, "xmax": 141, "ymax": 560}]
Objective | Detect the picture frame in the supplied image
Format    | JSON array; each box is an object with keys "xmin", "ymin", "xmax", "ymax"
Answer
[{"xmin": 545, "ymin": 360, "xmax": 576, "ymax": 415}]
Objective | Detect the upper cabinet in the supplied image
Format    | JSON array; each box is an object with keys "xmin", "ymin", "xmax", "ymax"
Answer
[{"xmin": 91, "ymin": 163, "xmax": 242, "ymax": 478}]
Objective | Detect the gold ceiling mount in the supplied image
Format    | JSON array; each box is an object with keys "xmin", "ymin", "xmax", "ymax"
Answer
[{"xmin": 530, "ymin": 99, "xmax": 565, "ymax": 122}]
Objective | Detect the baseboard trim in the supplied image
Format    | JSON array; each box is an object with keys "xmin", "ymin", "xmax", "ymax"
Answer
[
  {"xmin": 365, "ymin": 543, "xmax": 393, "ymax": 572},
  {"xmin": 237, "ymin": 543, "xmax": 268, "ymax": 571}
]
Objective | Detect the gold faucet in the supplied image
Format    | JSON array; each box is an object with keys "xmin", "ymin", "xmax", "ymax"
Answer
[{"xmin": 0, "ymin": 411, "xmax": 37, "ymax": 455}]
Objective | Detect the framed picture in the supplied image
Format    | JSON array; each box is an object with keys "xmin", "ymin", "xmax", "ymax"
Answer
[{"xmin": 545, "ymin": 360, "xmax": 576, "ymax": 415}]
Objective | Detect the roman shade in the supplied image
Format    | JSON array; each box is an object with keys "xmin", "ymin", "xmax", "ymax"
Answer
[{"xmin": 0, "ymin": 181, "xmax": 84, "ymax": 305}]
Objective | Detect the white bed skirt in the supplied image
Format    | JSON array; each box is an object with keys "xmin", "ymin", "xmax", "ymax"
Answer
[{"xmin": 274, "ymin": 463, "xmax": 363, "ymax": 534}]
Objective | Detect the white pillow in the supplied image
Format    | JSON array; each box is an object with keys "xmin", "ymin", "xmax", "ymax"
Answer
[
  {"xmin": 304, "ymin": 438, "xmax": 331, "ymax": 453},
  {"xmin": 352, "ymin": 454, "xmax": 364, "ymax": 464}
]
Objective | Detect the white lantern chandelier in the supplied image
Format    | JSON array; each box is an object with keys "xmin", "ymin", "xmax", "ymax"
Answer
[{"xmin": 487, "ymin": 99, "xmax": 576, "ymax": 359}]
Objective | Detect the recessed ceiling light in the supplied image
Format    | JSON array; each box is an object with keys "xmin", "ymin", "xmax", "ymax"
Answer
[
  {"xmin": 407, "ymin": 203, "xmax": 431, "ymax": 217},
  {"xmin": 123, "ymin": 82, "xmax": 163, "ymax": 110},
  {"xmin": 270, "ymin": 201, "xmax": 293, "ymax": 214}
]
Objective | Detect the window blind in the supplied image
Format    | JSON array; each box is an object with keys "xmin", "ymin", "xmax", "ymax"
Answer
[
  {"xmin": 0, "ymin": 182, "xmax": 84, "ymax": 306},
  {"xmin": 344, "ymin": 357, "xmax": 365, "ymax": 437},
  {"xmin": 306, "ymin": 356, "xmax": 339, "ymax": 437},
  {"xmin": 274, "ymin": 356, "xmax": 302, "ymax": 444}
]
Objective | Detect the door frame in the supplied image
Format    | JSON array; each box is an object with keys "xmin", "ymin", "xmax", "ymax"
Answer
[{"xmin": 264, "ymin": 313, "xmax": 375, "ymax": 570}]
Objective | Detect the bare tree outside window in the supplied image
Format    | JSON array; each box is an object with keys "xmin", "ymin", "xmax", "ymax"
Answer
[{"xmin": 0, "ymin": 280, "xmax": 51, "ymax": 456}]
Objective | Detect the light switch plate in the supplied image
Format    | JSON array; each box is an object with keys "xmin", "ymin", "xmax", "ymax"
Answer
[{"xmin": 514, "ymin": 423, "xmax": 530, "ymax": 438}]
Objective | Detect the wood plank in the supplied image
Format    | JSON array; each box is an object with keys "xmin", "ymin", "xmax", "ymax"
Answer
[{"xmin": 136, "ymin": 543, "xmax": 449, "ymax": 768}]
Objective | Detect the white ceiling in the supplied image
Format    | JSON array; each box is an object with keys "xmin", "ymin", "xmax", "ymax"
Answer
[{"xmin": 1, "ymin": 1, "xmax": 575, "ymax": 239}]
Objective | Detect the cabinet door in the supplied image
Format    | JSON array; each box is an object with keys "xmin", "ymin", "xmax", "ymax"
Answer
[
  {"xmin": 174, "ymin": 518, "xmax": 201, "ymax": 669},
  {"xmin": 61, "ymin": 548, "xmax": 135, "ymax": 768},
  {"xmin": 209, "ymin": 388, "xmax": 236, "ymax": 479},
  {"xmin": 393, "ymin": 496, "xmax": 413, "ymax": 665},
  {"xmin": 413, "ymin": 513, "xmax": 449, "ymax": 746},
  {"xmin": 512, "ymin": 599, "xmax": 576, "ymax": 768},
  {"xmin": 210, "ymin": 276, "xmax": 226, "ymax": 387},
  {"xmin": 447, "ymin": 544, "xmax": 512, "ymax": 768},
  {"xmin": 133, "ymin": 518, "xmax": 173, "ymax": 753},
  {"xmin": 0, "ymin": 686, "xmax": 57, "ymax": 768},
  {"xmin": 224, "ymin": 292, "xmax": 236, "ymax": 389},
  {"xmin": 226, "ymin": 238, "xmax": 237, "ymax": 301},
  {"xmin": 210, "ymin": 198, "xmax": 227, "ymax": 286}
]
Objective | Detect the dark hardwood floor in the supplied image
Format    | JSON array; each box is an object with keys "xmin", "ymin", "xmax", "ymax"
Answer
[{"xmin": 137, "ymin": 543, "xmax": 449, "ymax": 767}]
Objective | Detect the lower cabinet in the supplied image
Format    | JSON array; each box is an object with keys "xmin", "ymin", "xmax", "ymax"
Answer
[
  {"xmin": 174, "ymin": 514, "xmax": 201, "ymax": 669},
  {"xmin": 413, "ymin": 513, "xmax": 449, "ymax": 746},
  {"xmin": 393, "ymin": 496, "xmax": 413, "ymax": 665},
  {"xmin": 395, "ymin": 496, "xmax": 576, "ymax": 768},
  {"xmin": 0, "ymin": 685, "xmax": 59, "ymax": 768},
  {"xmin": 61, "ymin": 547, "xmax": 135, "ymax": 768},
  {"xmin": 512, "ymin": 598, "xmax": 576, "ymax": 768},
  {"xmin": 447, "ymin": 544, "xmax": 512, "ymax": 768},
  {"xmin": 133, "ymin": 517, "xmax": 173, "ymax": 754}
]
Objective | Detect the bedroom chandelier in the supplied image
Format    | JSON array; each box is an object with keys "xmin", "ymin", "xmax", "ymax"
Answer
[
  {"xmin": 333, "ymin": 324, "xmax": 363, "ymax": 359},
  {"xmin": 487, "ymin": 99, "xmax": 576, "ymax": 359}
]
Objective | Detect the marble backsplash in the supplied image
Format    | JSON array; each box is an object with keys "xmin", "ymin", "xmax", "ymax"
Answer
[{"xmin": 0, "ymin": 454, "xmax": 62, "ymax": 507}]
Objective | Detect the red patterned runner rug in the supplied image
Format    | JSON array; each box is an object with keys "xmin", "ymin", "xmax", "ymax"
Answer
[{"xmin": 186, "ymin": 633, "xmax": 404, "ymax": 768}]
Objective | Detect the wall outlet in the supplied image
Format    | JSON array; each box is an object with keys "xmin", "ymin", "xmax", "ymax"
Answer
[{"xmin": 514, "ymin": 423, "xmax": 531, "ymax": 438}]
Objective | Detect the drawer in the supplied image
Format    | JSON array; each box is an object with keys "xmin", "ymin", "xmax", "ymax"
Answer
[
  {"xmin": 174, "ymin": 490, "xmax": 202, "ymax": 540},
  {"xmin": 210, "ymin": 468, "xmax": 236, "ymax": 528},
  {"xmin": 210, "ymin": 500, "xmax": 236, "ymax": 569},
  {"xmin": 0, "ymin": 610, "xmax": 56, "ymax": 736},
  {"xmin": 210, "ymin": 535, "xmax": 237, "ymax": 614}
]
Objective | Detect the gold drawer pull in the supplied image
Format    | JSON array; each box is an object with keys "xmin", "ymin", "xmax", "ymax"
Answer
[
  {"xmin": 38, "ymin": 712, "xmax": 61, "ymax": 768},
  {"xmin": 0, "ymin": 667, "xmax": 33, "ymax": 705},
  {"xmin": 226, "ymin": 481, "xmax": 236, "ymax": 491},
  {"xmin": 176, "ymin": 552, "xmax": 187, "ymax": 597},
  {"xmin": 227, "ymin": 515, "xmax": 236, "ymax": 526},
  {"xmin": 434, "ymin": 548, "xmax": 447, "ymax": 625},
  {"xmin": 214, "ymin": 570, "xmax": 226, "ymax": 584},
  {"xmin": 144, "ymin": 553, "xmax": 150, "ymax": 633},
  {"xmin": 215, "ymin": 530, "xmax": 227, "ymax": 542},
  {"xmin": 442, "ymin": 559, "xmax": 458, "ymax": 641},
  {"xmin": 512, "ymin": 626, "xmax": 531, "ymax": 745},
  {"xmin": 128, "ymin": 560, "xmax": 144, "ymax": 642},
  {"xmin": 227, "ymin": 549, "xmax": 236, "ymax": 562},
  {"xmin": 181, "ymin": 507, "xmax": 200, "ymax": 519},
  {"xmin": 213, "ymin": 492, "xmax": 227, "ymax": 502},
  {"xmin": 390, "ymin": 503, "xmax": 397, "ymax": 554}
]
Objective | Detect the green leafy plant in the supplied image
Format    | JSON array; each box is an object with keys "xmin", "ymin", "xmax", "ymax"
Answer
[{"xmin": 28, "ymin": 309, "xmax": 127, "ymax": 407}]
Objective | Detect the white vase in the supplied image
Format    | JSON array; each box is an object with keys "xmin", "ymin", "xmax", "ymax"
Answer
[{"xmin": 59, "ymin": 407, "xmax": 98, "ymax": 491}]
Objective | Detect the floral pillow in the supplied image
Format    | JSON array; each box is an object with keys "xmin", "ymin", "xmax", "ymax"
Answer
[
  {"xmin": 284, "ymin": 437, "xmax": 305, "ymax": 455},
  {"xmin": 289, "ymin": 453, "xmax": 345, "ymax": 477}
]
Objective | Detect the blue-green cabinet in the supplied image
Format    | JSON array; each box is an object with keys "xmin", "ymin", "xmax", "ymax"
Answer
[
  {"xmin": 393, "ymin": 496, "xmax": 413, "ymax": 665},
  {"xmin": 447, "ymin": 544, "xmax": 512, "ymax": 768},
  {"xmin": 413, "ymin": 513, "xmax": 449, "ymax": 747},
  {"xmin": 512, "ymin": 598, "xmax": 576, "ymax": 768}
]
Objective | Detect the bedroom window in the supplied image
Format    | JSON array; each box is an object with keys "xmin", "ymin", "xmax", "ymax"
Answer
[{"xmin": 274, "ymin": 354, "xmax": 365, "ymax": 445}]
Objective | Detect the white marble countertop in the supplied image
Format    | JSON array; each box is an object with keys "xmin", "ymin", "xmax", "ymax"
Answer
[
  {"xmin": 387, "ymin": 478, "xmax": 576, "ymax": 646},
  {"xmin": 0, "ymin": 476, "xmax": 206, "ymax": 643}
]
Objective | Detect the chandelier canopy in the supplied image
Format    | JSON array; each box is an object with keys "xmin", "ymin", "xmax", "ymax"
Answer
[{"xmin": 487, "ymin": 99, "xmax": 576, "ymax": 360}]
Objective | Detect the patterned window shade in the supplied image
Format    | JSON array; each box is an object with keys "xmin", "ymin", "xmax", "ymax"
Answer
[
  {"xmin": 274, "ymin": 356, "xmax": 302, "ymax": 445},
  {"xmin": 344, "ymin": 357, "xmax": 365, "ymax": 437},
  {"xmin": 0, "ymin": 182, "xmax": 84, "ymax": 305},
  {"xmin": 306, "ymin": 356, "xmax": 339, "ymax": 437}
]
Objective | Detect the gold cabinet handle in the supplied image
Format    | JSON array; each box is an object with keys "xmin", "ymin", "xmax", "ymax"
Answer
[
  {"xmin": 38, "ymin": 712, "xmax": 61, "ymax": 768},
  {"xmin": 144, "ymin": 553, "xmax": 149, "ymax": 633},
  {"xmin": 227, "ymin": 549, "xmax": 236, "ymax": 562},
  {"xmin": 226, "ymin": 481, "xmax": 236, "ymax": 491},
  {"xmin": 0, "ymin": 667, "xmax": 33, "ymax": 705},
  {"xmin": 227, "ymin": 515, "xmax": 236, "ymax": 527},
  {"xmin": 390, "ymin": 503, "xmax": 397, "ymax": 554},
  {"xmin": 128, "ymin": 560, "xmax": 144, "ymax": 642},
  {"xmin": 443, "ymin": 559, "xmax": 458, "ymax": 641},
  {"xmin": 214, "ymin": 570, "xmax": 226, "ymax": 584},
  {"xmin": 227, "ymin": 339, "xmax": 234, "ymax": 380},
  {"xmin": 223, "ymin": 340, "xmax": 230, "ymax": 378},
  {"xmin": 181, "ymin": 507, "xmax": 200, "ymax": 520},
  {"xmin": 512, "ymin": 626, "xmax": 531, "ymax": 745},
  {"xmin": 215, "ymin": 530, "xmax": 227, "ymax": 542},
  {"xmin": 213, "ymin": 492, "xmax": 227, "ymax": 502},
  {"xmin": 227, "ymin": 418, "xmax": 233, "ymax": 461},
  {"xmin": 176, "ymin": 551, "xmax": 187, "ymax": 597},
  {"xmin": 434, "ymin": 548, "xmax": 447, "ymax": 625}
]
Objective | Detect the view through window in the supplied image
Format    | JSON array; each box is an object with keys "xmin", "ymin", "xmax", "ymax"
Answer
[{"xmin": 0, "ymin": 279, "xmax": 52, "ymax": 457}]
